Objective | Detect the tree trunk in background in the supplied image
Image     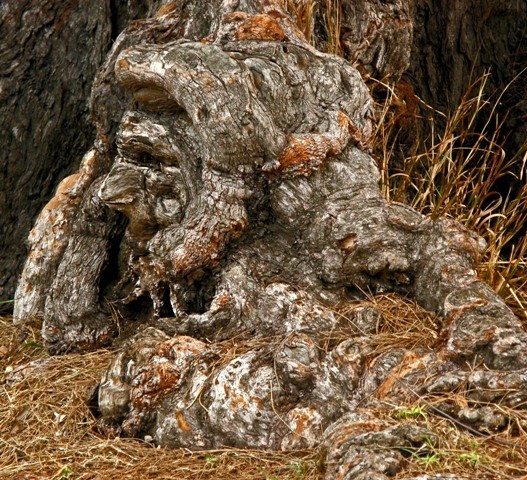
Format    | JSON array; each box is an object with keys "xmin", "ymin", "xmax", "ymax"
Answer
[
  {"xmin": 317, "ymin": 0, "xmax": 526, "ymax": 157},
  {"xmin": 408, "ymin": 0, "xmax": 526, "ymax": 110},
  {"xmin": 0, "ymin": 1, "xmax": 108, "ymax": 300},
  {"xmin": 0, "ymin": 0, "xmax": 162, "ymax": 301},
  {"xmin": 406, "ymin": 0, "xmax": 527, "ymax": 158}
]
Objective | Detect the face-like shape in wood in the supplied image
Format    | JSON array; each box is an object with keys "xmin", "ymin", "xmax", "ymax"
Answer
[
  {"xmin": 97, "ymin": 41, "xmax": 373, "ymax": 289},
  {"xmin": 15, "ymin": 7, "xmax": 527, "ymax": 462},
  {"xmin": 99, "ymin": 110, "xmax": 200, "ymax": 242}
]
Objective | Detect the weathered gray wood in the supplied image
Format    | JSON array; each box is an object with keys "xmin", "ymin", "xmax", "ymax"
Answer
[
  {"xmin": 316, "ymin": 0, "xmax": 526, "ymax": 168},
  {"xmin": 336, "ymin": 0, "xmax": 413, "ymax": 80},
  {"xmin": 11, "ymin": 1, "xmax": 527, "ymax": 478}
]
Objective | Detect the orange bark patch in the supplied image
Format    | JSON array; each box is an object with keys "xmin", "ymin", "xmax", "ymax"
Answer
[
  {"xmin": 339, "ymin": 234, "xmax": 358, "ymax": 254},
  {"xmin": 116, "ymin": 58, "xmax": 130, "ymax": 71},
  {"xmin": 176, "ymin": 410, "xmax": 192, "ymax": 433},
  {"xmin": 214, "ymin": 294, "xmax": 232, "ymax": 309},
  {"xmin": 235, "ymin": 14, "xmax": 286, "ymax": 42},
  {"xmin": 156, "ymin": 336, "xmax": 207, "ymax": 357},
  {"xmin": 270, "ymin": 111, "xmax": 352, "ymax": 178},
  {"xmin": 375, "ymin": 351, "xmax": 424, "ymax": 400},
  {"xmin": 56, "ymin": 173, "xmax": 80, "ymax": 196},
  {"xmin": 131, "ymin": 362, "xmax": 180, "ymax": 409},
  {"xmin": 41, "ymin": 172, "xmax": 85, "ymax": 212},
  {"xmin": 292, "ymin": 411, "xmax": 310, "ymax": 435},
  {"xmin": 266, "ymin": 8, "xmax": 287, "ymax": 20},
  {"xmin": 328, "ymin": 420, "xmax": 385, "ymax": 450},
  {"xmin": 156, "ymin": 2, "xmax": 177, "ymax": 17},
  {"xmin": 279, "ymin": 136, "xmax": 328, "ymax": 169},
  {"xmin": 43, "ymin": 193, "xmax": 72, "ymax": 213},
  {"xmin": 223, "ymin": 11, "xmax": 250, "ymax": 24}
]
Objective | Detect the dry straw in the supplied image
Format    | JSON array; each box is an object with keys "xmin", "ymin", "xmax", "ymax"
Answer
[
  {"xmin": 369, "ymin": 73, "xmax": 527, "ymax": 324},
  {"xmin": 286, "ymin": 0, "xmax": 342, "ymax": 54},
  {"xmin": 333, "ymin": 292, "xmax": 440, "ymax": 355},
  {"xmin": 2, "ymin": 300, "xmax": 527, "ymax": 479}
]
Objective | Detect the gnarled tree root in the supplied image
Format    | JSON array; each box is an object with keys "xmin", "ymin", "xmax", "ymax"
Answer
[{"xmin": 13, "ymin": 0, "xmax": 527, "ymax": 477}]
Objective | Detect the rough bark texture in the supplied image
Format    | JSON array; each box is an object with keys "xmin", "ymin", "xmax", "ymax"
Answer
[
  {"xmin": 407, "ymin": 0, "xmax": 526, "ymax": 113},
  {"xmin": 331, "ymin": 0, "xmax": 526, "ymax": 172},
  {"xmin": 4, "ymin": 0, "xmax": 525, "ymax": 299},
  {"xmin": 338, "ymin": 0, "xmax": 413, "ymax": 80},
  {"xmin": 0, "ymin": 1, "xmax": 109, "ymax": 300},
  {"xmin": 0, "ymin": 0, "xmax": 165, "ymax": 301},
  {"xmin": 11, "ymin": 1, "xmax": 527, "ymax": 478}
]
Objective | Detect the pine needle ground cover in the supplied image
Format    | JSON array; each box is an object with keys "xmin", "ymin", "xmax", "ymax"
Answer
[
  {"xmin": 0, "ymin": 316, "xmax": 320, "ymax": 479},
  {"xmin": 2, "ymin": 293, "xmax": 527, "ymax": 479}
]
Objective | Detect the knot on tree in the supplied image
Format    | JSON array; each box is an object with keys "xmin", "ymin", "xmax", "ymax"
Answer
[
  {"xmin": 234, "ymin": 13, "xmax": 286, "ymax": 42},
  {"xmin": 264, "ymin": 111, "xmax": 355, "ymax": 178}
]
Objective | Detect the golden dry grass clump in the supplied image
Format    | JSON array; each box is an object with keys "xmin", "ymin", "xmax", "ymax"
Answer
[
  {"xmin": 369, "ymin": 74, "xmax": 527, "ymax": 324},
  {"xmin": 332, "ymin": 292, "xmax": 440, "ymax": 354}
]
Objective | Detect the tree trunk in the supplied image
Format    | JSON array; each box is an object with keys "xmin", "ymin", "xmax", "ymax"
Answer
[
  {"xmin": 0, "ymin": 0, "xmax": 109, "ymax": 300},
  {"xmin": 0, "ymin": 0, "xmax": 164, "ymax": 301},
  {"xmin": 408, "ymin": 0, "xmax": 526, "ymax": 113},
  {"xmin": 406, "ymin": 0, "xmax": 527, "ymax": 164},
  {"xmin": 3, "ymin": 0, "xmax": 525, "ymax": 301},
  {"xmin": 9, "ymin": 1, "xmax": 527, "ymax": 478}
]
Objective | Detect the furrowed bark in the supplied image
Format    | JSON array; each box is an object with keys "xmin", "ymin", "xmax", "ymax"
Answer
[{"xmin": 0, "ymin": 0, "xmax": 170, "ymax": 301}]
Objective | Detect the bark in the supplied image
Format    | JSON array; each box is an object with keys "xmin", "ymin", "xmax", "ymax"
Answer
[
  {"xmin": 4, "ymin": 0, "xmax": 524, "ymax": 300},
  {"xmin": 329, "ymin": 0, "xmax": 526, "ymax": 176},
  {"xmin": 0, "ymin": 1, "xmax": 109, "ymax": 300},
  {"xmin": 407, "ymin": 0, "xmax": 526, "ymax": 114},
  {"xmin": 332, "ymin": 0, "xmax": 414, "ymax": 80},
  {"xmin": 0, "ymin": 0, "xmax": 164, "ymax": 301},
  {"xmin": 10, "ymin": 0, "xmax": 527, "ymax": 478},
  {"xmin": 406, "ymin": 0, "xmax": 527, "ymax": 173}
]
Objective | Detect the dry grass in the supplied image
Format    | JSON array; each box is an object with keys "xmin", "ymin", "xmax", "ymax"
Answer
[
  {"xmin": 321, "ymin": 0, "xmax": 342, "ymax": 56},
  {"xmin": 326, "ymin": 293, "xmax": 440, "ymax": 355},
  {"xmin": 286, "ymin": 0, "xmax": 317, "ymax": 45},
  {"xmin": 329, "ymin": 295, "xmax": 527, "ymax": 479},
  {"xmin": 285, "ymin": 0, "xmax": 342, "ymax": 55},
  {"xmin": 3, "ymin": 299, "xmax": 527, "ymax": 479},
  {"xmin": 369, "ymin": 74, "xmax": 527, "ymax": 321},
  {"xmin": 392, "ymin": 412, "xmax": 527, "ymax": 479}
]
